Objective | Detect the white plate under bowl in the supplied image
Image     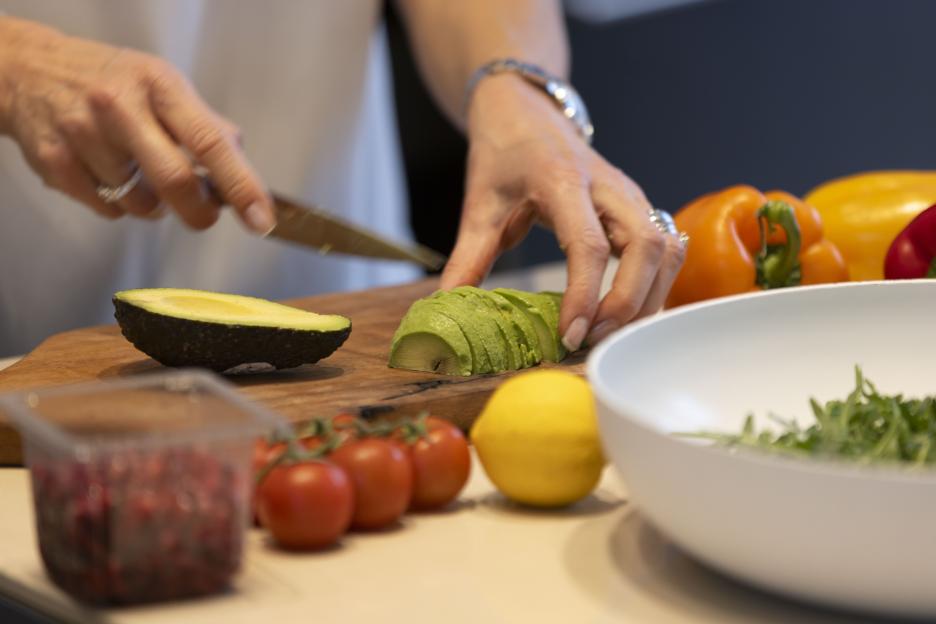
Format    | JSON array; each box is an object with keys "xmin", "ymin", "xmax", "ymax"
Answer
[{"xmin": 587, "ymin": 280, "xmax": 936, "ymax": 618}]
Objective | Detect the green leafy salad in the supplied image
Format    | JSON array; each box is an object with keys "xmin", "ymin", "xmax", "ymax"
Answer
[{"xmin": 688, "ymin": 367, "xmax": 936, "ymax": 467}]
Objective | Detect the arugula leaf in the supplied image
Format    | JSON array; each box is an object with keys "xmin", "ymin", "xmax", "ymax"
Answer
[{"xmin": 682, "ymin": 367, "xmax": 936, "ymax": 467}]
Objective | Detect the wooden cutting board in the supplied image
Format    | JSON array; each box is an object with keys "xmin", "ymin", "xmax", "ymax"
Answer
[{"xmin": 0, "ymin": 279, "xmax": 585, "ymax": 465}]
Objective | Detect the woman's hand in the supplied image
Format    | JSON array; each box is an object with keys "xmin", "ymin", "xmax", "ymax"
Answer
[
  {"xmin": 0, "ymin": 17, "xmax": 273, "ymax": 232},
  {"xmin": 439, "ymin": 73, "xmax": 686, "ymax": 350}
]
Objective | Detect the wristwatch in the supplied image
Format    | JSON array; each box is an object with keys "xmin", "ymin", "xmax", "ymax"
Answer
[{"xmin": 464, "ymin": 58, "xmax": 595, "ymax": 145}]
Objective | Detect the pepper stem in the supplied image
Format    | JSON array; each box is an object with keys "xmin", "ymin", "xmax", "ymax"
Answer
[{"xmin": 756, "ymin": 200, "xmax": 802, "ymax": 289}]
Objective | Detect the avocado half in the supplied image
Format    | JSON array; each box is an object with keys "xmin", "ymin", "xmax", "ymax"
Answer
[
  {"xmin": 114, "ymin": 288, "xmax": 351, "ymax": 372},
  {"xmin": 389, "ymin": 287, "xmax": 566, "ymax": 376}
]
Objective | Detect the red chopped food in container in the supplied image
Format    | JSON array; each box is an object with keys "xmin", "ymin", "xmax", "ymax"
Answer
[{"xmin": 0, "ymin": 370, "xmax": 281, "ymax": 605}]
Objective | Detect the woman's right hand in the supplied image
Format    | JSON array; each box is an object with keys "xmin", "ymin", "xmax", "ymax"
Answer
[{"xmin": 0, "ymin": 16, "xmax": 274, "ymax": 232}]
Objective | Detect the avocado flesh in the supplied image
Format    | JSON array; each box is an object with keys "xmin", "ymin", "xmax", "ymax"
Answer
[
  {"xmin": 534, "ymin": 291, "xmax": 568, "ymax": 361},
  {"xmin": 389, "ymin": 332, "xmax": 469, "ymax": 376},
  {"xmin": 540, "ymin": 291, "xmax": 564, "ymax": 314},
  {"xmin": 388, "ymin": 287, "xmax": 568, "ymax": 376},
  {"xmin": 428, "ymin": 291, "xmax": 508, "ymax": 373},
  {"xmin": 116, "ymin": 288, "xmax": 349, "ymax": 330},
  {"xmin": 452, "ymin": 286, "xmax": 539, "ymax": 369},
  {"xmin": 113, "ymin": 288, "xmax": 351, "ymax": 372},
  {"xmin": 488, "ymin": 290, "xmax": 542, "ymax": 367},
  {"xmin": 493, "ymin": 288, "xmax": 566, "ymax": 362},
  {"xmin": 447, "ymin": 286, "xmax": 524, "ymax": 371},
  {"xmin": 405, "ymin": 298, "xmax": 493, "ymax": 374},
  {"xmin": 389, "ymin": 304, "xmax": 472, "ymax": 375}
]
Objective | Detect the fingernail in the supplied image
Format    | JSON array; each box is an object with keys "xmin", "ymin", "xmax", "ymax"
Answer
[
  {"xmin": 244, "ymin": 202, "xmax": 276, "ymax": 236},
  {"xmin": 561, "ymin": 316, "xmax": 590, "ymax": 353},
  {"xmin": 586, "ymin": 320, "xmax": 619, "ymax": 347}
]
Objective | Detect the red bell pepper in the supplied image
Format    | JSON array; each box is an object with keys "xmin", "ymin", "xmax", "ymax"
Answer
[{"xmin": 884, "ymin": 203, "xmax": 936, "ymax": 279}]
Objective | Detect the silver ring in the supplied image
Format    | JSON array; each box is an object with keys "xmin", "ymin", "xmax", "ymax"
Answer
[
  {"xmin": 96, "ymin": 167, "xmax": 143, "ymax": 203},
  {"xmin": 648, "ymin": 208, "xmax": 689, "ymax": 248},
  {"xmin": 648, "ymin": 208, "xmax": 678, "ymax": 236}
]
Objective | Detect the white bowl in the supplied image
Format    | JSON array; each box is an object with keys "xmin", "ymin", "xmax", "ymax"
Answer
[{"xmin": 587, "ymin": 280, "xmax": 936, "ymax": 618}]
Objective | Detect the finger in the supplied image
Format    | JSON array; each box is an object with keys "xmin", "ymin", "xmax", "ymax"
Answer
[
  {"xmin": 629, "ymin": 234, "xmax": 686, "ymax": 319},
  {"xmin": 30, "ymin": 138, "xmax": 125, "ymax": 220},
  {"xmin": 149, "ymin": 78, "xmax": 273, "ymax": 233},
  {"xmin": 585, "ymin": 172, "xmax": 669, "ymax": 345},
  {"xmin": 88, "ymin": 89, "xmax": 221, "ymax": 230},
  {"xmin": 500, "ymin": 201, "xmax": 538, "ymax": 251},
  {"xmin": 595, "ymin": 169, "xmax": 652, "ymax": 259},
  {"xmin": 218, "ymin": 115, "xmax": 244, "ymax": 148},
  {"xmin": 58, "ymin": 112, "xmax": 161, "ymax": 218},
  {"xmin": 548, "ymin": 182, "xmax": 610, "ymax": 353},
  {"xmin": 439, "ymin": 191, "xmax": 503, "ymax": 288}
]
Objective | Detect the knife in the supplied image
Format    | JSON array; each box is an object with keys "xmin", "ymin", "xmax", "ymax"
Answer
[
  {"xmin": 197, "ymin": 170, "xmax": 447, "ymax": 270},
  {"xmin": 268, "ymin": 193, "xmax": 447, "ymax": 271}
]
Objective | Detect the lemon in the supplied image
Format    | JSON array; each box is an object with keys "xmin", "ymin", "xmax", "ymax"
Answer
[{"xmin": 471, "ymin": 369, "xmax": 605, "ymax": 507}]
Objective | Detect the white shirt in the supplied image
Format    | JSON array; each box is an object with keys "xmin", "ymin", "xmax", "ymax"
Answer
[{"xmin": 0, "ymin": 1, "xmax": 419, "ymax": 356}]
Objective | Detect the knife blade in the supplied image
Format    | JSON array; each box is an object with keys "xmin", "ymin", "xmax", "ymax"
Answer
[
  {"xmin": 196, "ymin": 169, "xmax": 447, "ymax": 270},
  {"xmin": 268, "ymin": 193, "xmax": 447, "ymax": 271}
]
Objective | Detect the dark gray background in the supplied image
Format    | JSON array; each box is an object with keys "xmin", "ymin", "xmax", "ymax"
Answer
[{"xmin": 389, "ymin": 0, "xmax": 936, "ymax": 271}]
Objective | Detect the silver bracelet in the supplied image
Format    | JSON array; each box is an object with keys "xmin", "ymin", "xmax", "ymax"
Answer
[{"xmin": 463, "ymin": 58, "xmax": 595, "ymax": 144}]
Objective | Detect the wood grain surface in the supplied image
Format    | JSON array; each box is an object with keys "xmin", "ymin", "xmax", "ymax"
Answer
[{"xmin": 0, "ymin": 279, "xmax": 585, "ymax": 465}]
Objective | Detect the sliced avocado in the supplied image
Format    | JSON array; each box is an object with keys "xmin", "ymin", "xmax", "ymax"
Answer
[
  {"xmin": 448, "ymin": 286, "xmax": 524, "ymax": 371},
  {"xmin": 389, "ymin": 299, "xmax": 473, "ymax": 375},
  {"xmin": 532, "ymin": 290, "xmax": 568, "ymax": 361},
  {"xmin": 410, "ymin": 297, "xmax": 493, "ymax": 374},
  {"xmin": 429, "ymin": 290, "xmax": 508, "ymax": 373},
  {"xmin": 454, "ymin": 286, "xmax": 540, "ymax": 368},
  {"xmin": 540, "ymin": 291, "xmax": 564, "ymax": 313},
  {"xmin": 536, "ymin": 290, "xmax": 568, "ymax": 361},
  {"xmin": 493, "ymin": 288, "xmax": 566, "ymax": 363},
  {"xmin": 113, "ymin": 288, "xmax": 351, "ymax": 372},
  {"xmin": 388, "ymin": 287, "xmax": 569, "ymax": 376},
  {"xmin": 389, "ymin": 333, "xmax": 468, "ymax": 376},
  {"xmin": 488, "ymin": 290, "xmax": 542, "ymax": 367}
]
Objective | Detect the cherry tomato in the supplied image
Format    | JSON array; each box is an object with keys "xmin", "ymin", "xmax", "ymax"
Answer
[
  {"xmin": 253, "ymin": 437, "xmax": 314, "ymax": 475},
  {"xmin": 251, "ymin": 438, "xmax": 281, "ymax": 526},
  {"xmin": 330, "ymin": 412, "xmax": 360, "ymax": 430},
  {"xmin": 294, "ymin": 414, "xmax": 360, "ymax": 451},
  {"xmin": 330, "ymin": 439, "xmax": 413, "ymax": 530},
  {"xmin": 252, "ymin": 437, "xmax": 330, "ymax": 526},
  {"xmin": 326, "ymin": 413, "xmax": 361, "ymax": 446},
  {"xmin": 256, "ymin": 460, "xmax": 354, "ymax": 550},
  {"xmin": 253, "ymin": 437, "xmax": 271, "ymax": 474},
  {"xmin": 399, "ymin": 418, "xmax": 471, "ymax": 510}
]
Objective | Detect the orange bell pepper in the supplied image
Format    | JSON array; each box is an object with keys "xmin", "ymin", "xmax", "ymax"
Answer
[{"xmin": 665, "ymin": 186, "xmax": 849, "ymax": 308}]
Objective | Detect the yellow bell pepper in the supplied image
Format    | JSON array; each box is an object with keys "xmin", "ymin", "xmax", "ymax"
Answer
[{"xmin": 804, "ymin": 171, "xmax": 936, "ymax": 281}]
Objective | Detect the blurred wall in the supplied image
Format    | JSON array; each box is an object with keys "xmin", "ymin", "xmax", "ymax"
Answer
[
  {"xmin": 388, "ymin": 0, "xmax": 936, "ymax": 271},
  {"xmin": 565, "ymin": 0, "xmax": 707, "ymax": 22}
]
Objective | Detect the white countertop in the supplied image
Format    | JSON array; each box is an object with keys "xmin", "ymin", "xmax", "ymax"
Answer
[{"xmin": 0, "ymin": 457, "xmax": 879, "ymax": 624}]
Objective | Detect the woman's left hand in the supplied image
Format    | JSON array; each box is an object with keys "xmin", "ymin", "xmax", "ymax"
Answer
[{"xmin": 439, "ymin": 73, "xmax": 686, "ymax": 351}]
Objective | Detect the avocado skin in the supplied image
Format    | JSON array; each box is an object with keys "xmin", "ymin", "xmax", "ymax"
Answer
[{"xmin": 114, "ymin": 298, "xmax": 351, "ymax": 372}]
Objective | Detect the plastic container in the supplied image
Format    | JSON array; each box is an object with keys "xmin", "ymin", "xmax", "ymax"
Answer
[{"xmin": 0, "ymin": 370, "xmax": 282, "ymax": 605}]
